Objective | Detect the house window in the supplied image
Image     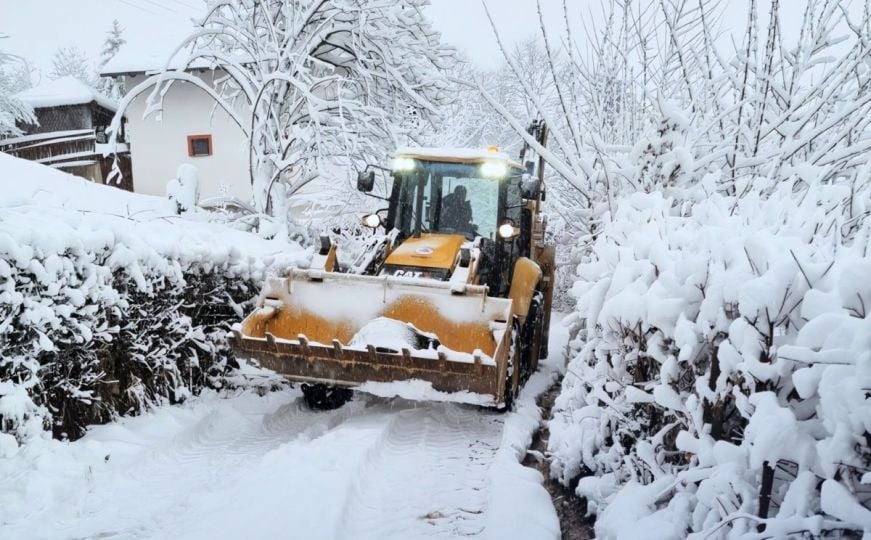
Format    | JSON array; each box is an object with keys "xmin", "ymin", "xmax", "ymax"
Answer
[{"xmin": 187, "ymin": 134, "xmax": 212, "ymax": 157}]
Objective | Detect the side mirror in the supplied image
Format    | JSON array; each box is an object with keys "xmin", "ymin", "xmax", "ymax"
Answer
[
  {"xmin": 357, "ymin": 170, "xmax": 375, "ymax": 193},
  {"xmin": 520, "ymin": 174, "xmax": 541, "ymax": 199}
]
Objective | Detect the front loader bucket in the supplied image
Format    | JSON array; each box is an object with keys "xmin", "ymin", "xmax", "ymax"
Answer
[{"xmin": 229, "ymin": 269, "xmax": 515, "ymax": 406}]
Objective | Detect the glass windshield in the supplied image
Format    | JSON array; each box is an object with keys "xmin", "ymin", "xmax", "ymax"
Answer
[{"xmin": 394, "ymin": 160, "xmax": 503, "ymax": 240}]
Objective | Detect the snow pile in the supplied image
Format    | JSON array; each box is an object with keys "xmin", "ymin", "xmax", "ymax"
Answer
[
  {"xmin": 0, "ymin": 154, "xmax": 306, "ymax": 444},
  {"xmin": 347, "ymin": 316, "xmax": 438, "ymax": 352},
  {"xmin": 166, "ymin": 163, "xmax": 200, "ymax": 213},
  {"xmin": 548, "ymin": 181, "xmax": 871, "ymax": 537}
]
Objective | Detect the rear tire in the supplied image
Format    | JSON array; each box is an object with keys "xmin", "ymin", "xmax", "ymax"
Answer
[{"xmin": 301, "ymin": 384, "xmax": 353, "ymax": 410}]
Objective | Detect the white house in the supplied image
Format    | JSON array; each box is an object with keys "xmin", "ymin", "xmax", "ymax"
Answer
[{"xmin": 101, "ymin": 53, "xmax": 253, "ymax": 204}]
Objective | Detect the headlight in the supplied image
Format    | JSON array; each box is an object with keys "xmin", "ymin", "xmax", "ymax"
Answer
[
  {"xmin": 362, "ymin": 213, "xmax": 382, "ymax": 228},
  {"xmin": 392, "ymin": 157, "xmax": 416, "ymax": 172},
  {"xmin": 481, "ymin": 160, "xmax": 508, "ymax": 178},
  {"xmin": 498, "ymin": 222, "xmax": 517, "ymax": 239}
]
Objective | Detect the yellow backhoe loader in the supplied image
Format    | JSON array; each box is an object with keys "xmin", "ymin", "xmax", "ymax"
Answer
[{"xmin": 230, "ymin": 123, "xmax": 555, "ymax": 410}]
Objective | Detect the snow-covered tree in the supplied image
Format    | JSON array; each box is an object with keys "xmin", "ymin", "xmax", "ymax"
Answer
[
  {"xmin": 0, "ymin": 38, "xmax": 35, "ymax": 137},
  {"xmin": 49, "ymin": 46, "xmax": 97, "ymax": 87},
  {"xmin": 425, "ymin": 36, "xmax": 563, "ymax": 152},
  {"xmin": 98, "ymin": 19, "xmax": 126, "ymax": 99},
  {"xmin": 419, "ymin": 59, "xmax": 502, "ymax": 149},
  {"xmin": 113, "ymin": 0, "xmax": 455, "ymax": 218}
]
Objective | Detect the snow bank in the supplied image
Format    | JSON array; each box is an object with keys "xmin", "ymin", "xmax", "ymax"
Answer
[
  {"xmin": 0, "ymin": 154, "xmax": 306, "ymax": 442},
  {"xmin": 483, "ymin": 329, "xmax": 566, "ymax": 540}
]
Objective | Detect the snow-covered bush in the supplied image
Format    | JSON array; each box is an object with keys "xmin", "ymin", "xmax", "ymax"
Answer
[
  {"xmin": 0, "ymin": 154, "xmax": 306, "ymax": 444},
  {"xmin": 0, "ymin": 246, "xmax": 255, "ymax": 441}
]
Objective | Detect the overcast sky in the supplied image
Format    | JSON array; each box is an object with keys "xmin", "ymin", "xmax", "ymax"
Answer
[
  {"xmin": 0, "ymin": 0, "xmax": 864, "ymax": 78},
  {"xmin": 0, "ymin": 0, "xmax": 693, "ymax": 74}
]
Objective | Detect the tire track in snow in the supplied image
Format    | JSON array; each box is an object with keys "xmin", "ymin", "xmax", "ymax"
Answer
[
  {"xmin": 36, "ymin": 392, "xmax": 367, "ymax": 540},
  {"xmin": 333, "ymin": 401, "xmax": 503, "ymax": 539}
]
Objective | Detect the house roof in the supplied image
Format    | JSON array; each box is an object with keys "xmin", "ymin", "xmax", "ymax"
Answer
[
  {"xmin": 100, "ymin": 46, "xmax": 215, "ymax": 77},
  {"xmin": 95, "ymin": 5, "xmax": 205, "ymax": 78},
  {"xmin": 15, "ymin": 76, "xmax": 119, "ymax": 112}
]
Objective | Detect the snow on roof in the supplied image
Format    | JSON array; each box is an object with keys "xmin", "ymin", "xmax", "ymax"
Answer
[
  {"xmin": 395, "ymin": 147, "xmax": 523, "ymax": 167},
  {"xmin": 91, "ymin": 1, "xmax": 211, "ymax": 77},
  {"xmin": 15, "ymin": 76, "xmax": 119, "ymax": 112},
  {"xmin": 101, "ymin": 47, "xmax": 214, "ymax": 77},
  {"xmin": 99, "ymin": 19, "xmax": 244, "ymax": 77}
]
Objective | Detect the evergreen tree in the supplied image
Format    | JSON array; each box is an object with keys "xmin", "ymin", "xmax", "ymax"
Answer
[
  {"xmin": 100, "ymin": 19, "xmax": 126, "ymax": 65},
  {"xmin": 98, "ymin": 20, "xmax": 126, "ymax": 100}
]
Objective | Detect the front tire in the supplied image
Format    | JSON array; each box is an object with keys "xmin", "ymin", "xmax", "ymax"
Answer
[
  {"xmin": 496, "ymin": 319, "xmax": 523, "ymax": 413},
  {"xmin": 301, "ymin": 383, "xmax": 353, "ymax": 410}
]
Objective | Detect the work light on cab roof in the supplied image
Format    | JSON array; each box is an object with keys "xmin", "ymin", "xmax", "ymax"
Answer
[
  {"xmin": 480, "ymin": 160, "xmax": 508, "ymax": 178},
  {"xmin": 392, "ymin": 156, "xmax": 416, "ymax": 172}
]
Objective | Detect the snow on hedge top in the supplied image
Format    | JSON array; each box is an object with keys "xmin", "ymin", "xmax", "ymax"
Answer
[
  {"xmin": 0, "ymin": 153, "xmax": 306, "ymax": 278},
  {"xmin": 15, "ymin": 76, "xmax": 119, "ymax": 112}
]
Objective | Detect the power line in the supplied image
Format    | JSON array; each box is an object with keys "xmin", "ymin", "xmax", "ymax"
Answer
[
  {"xmin": 118, "ymin": 0, "xmax": 158, "ymax": 15},
  {"xmin": 168, "ymin": 0, "xmax": 200, "ymax": 11},
  {"xmin": 137, "ymin": 0, "xmax": 179, "ymax": 13}
]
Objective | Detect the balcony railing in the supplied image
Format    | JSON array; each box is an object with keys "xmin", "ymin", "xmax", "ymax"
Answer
[{"xmin": 0, "ymin": 129, "xmax": 130, "ymax": 168}]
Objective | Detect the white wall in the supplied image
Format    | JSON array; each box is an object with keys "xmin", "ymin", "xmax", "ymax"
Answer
[{"xmin": 124, "ymin": 72, "xmax": 252, "ymax": 203}]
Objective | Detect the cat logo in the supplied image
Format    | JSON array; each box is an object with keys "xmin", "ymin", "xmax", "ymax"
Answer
[{"xmin": 393, "ymin": 269, "xmax": 424, "ymax": 278}]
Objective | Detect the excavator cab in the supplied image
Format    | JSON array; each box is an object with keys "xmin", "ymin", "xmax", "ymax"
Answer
[
  {"xmin": 230, "ymin": 141, "xmax": 555, "ymax": 411},
  {"xmin": 364, "ymin": 150, "xmax": 529, "ymax": 299}
]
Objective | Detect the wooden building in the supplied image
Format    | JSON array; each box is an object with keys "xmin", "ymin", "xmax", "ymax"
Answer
[{"xmin": 0, "ymin": 76, "xmax": 134, "ymax": 191}]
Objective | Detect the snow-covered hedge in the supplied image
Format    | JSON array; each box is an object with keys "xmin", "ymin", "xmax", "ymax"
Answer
[
  {"xmin": 549, "ymin": 179, "xmax": 871, "ymax": 537},
  {"xmin": 481, "ymin": 0, "xmax": 871, "ymax": 533},
  {"xmin": 0, "ymin": 155, "xmax": 306, "ymax": 447}
]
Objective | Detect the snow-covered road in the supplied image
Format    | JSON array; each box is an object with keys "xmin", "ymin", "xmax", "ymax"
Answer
[{"xmin": 1, "ymin": 320, "xmax": 567, "ymax": 540}]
